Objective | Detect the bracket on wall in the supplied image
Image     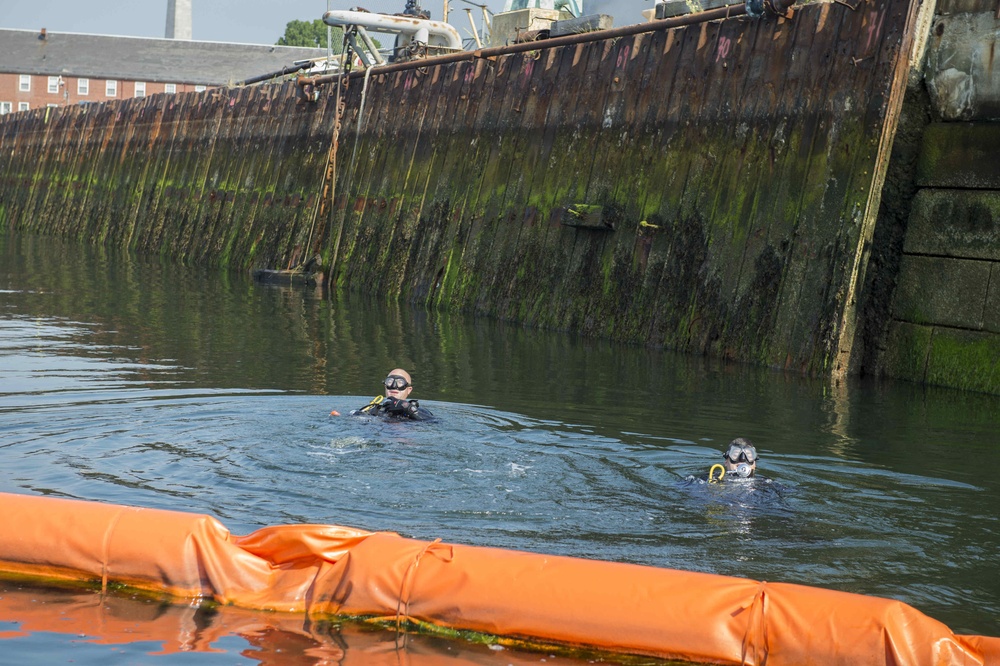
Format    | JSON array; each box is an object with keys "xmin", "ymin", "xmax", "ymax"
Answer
[{"xmin": 560, "ymin": 204, "xmax": 613, "ymax": 230}]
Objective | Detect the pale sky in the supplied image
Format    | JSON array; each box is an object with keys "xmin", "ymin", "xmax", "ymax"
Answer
[{"xmin": 0, "ymin": 0, "xmax": 649, "ymax": 45}]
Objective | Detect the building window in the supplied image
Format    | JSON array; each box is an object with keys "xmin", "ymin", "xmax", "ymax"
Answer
[
  {"xmin": 194, "ymin": 85, "xmax": 206, "ymax": 92},
  {"xmin": 134, "ymin": 81, "xmax": 146, "ymax": 98},
  {"xmin": 18, "ymin": 102, "xmax": 30, "ymax": 111},
  {"xmin": 19, "ymin": 75, "xmax": 31, "ymax": 92},
  {"xmin": 165, "ymin": 83, "xmax": 176, "ymax": 94},
  {"xmin": 106, "ymin": 80, "xmax": 117, "ymax": 97},
  {"xmin": 48, "ymin": 76, "xmax": 60, "ymax": 93},
  {"xmin": 78, "ymin": 78, "xmax": 89, "ymax": 95},
  {"xmin": 0, "ymin": 102, "xmax": 11, "ymax": 115}
]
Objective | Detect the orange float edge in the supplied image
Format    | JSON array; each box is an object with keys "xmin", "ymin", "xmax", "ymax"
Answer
[{"xmin": 1, "ymin": 491, "xmax": 997, "ymax": 665}]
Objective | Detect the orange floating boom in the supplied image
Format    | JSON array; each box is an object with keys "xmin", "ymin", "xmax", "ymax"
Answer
[{"xmin": 1, "ymin": 492, "xmax": 997, "ymax": 665}]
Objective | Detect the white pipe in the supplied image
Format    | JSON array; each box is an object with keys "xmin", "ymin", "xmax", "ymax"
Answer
[{"xmin": 322, "ymin": 10, "xmax": 463, "ymax": 50}]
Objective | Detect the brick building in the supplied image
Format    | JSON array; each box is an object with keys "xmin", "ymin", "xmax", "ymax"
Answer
[{"xmin": 0, "ymin": 28, "xmax": 327, "ymax": 114}]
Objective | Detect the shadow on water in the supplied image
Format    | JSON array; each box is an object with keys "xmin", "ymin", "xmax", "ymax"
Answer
[{"xmin": 1, "ymin": 233, "xmax": 999, "ymax": 660}]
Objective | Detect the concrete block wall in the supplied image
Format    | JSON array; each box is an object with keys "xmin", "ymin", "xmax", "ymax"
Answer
[
  {"xmin": 883, "ymin": 127, "xmax": 1000, "ymax": 392},
  {"xmin": 877, "ymin": 0, "xmax": 1000, "ymax": 394}
]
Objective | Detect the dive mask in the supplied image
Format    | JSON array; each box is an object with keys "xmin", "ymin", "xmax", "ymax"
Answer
[
  {"xmin": 384, "ymin": 375, "xmax": 410, "ymax": 391},
  {"xmin": 725, "ymin": 443, "xmax": 758, "ymax": 464}
]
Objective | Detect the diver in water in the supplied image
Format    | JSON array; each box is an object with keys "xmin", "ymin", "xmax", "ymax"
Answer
[
  {"xmin": 689, "ymin": 436, "xmax": 787, "ymax": 515},
  {"xmin": 350, "ymin": 368, "xmax": 434, "ymax": 421},
  {"xmin": 708, "ymin": 437, "xmax": 759, "ymax": 482}
]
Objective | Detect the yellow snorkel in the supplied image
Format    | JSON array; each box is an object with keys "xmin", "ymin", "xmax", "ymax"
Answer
[
  {"xmin": 708, "ymin": 464, "xmax": 726, "ymax": 483},
  {"xmin": 356, "ymin": 395, "xmax": 384, "ymax": 415}
]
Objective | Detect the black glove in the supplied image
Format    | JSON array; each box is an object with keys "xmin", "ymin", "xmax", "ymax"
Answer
[{"xmin": 378, "ymin": 397, "xmax": 420, "ymax": 418}]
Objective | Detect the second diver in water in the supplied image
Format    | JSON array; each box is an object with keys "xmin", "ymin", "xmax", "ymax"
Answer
[
  {"xmin": 350, "ymin": 368, "xmax": 434, "ymax": 421},
  {"xmin": 708, "ymin": 437, "xmax": 758, "ymax": 482}
]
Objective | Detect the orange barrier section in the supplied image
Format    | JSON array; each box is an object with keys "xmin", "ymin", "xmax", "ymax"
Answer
[{"xmin": 1, "ymin": 492, "xmax": 998, "ymax": 665}]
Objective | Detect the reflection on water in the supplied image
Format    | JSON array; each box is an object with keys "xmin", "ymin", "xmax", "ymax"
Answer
[
  {"xmin": 1, "ymin": 233, "xmax": 999, "ymax": 664},
  {"xmin": 0, "ymin": 578, "xmax": 647, "ymax": 666}
]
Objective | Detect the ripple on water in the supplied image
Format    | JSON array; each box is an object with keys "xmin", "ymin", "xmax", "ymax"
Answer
[{"xmin": 2, "ymin": 297, "xmax": 999, "ymax": 638}]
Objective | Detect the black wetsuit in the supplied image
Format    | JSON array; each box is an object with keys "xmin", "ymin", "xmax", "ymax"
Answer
[{"xmin": 351, "ymin": 396, "xmax": 434, "ymax": 421}]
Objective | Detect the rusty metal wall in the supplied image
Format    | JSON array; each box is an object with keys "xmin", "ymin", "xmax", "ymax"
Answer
[
  {"xmin": 0, "ymin": 0, "xmax": 919, "ymax": 375},
  {"xmin": 0, "ymin": 83, "xmax": 332, "ymax": 271},
  {"xmin": 322, "ymin": 0, "xmax": 919, "ymax": 373}
]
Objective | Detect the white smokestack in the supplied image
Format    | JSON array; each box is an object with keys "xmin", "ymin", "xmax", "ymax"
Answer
[{"xmin": 166, "ymin": 0, "xmax": 193, "ymax": 40}]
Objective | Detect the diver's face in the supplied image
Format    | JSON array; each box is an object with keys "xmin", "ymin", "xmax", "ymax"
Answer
[{"xmin": 723, "ymin": 444, "xmax": 757, "ymax": 476}]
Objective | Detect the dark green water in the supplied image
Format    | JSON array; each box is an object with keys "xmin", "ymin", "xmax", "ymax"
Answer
[{"xmin": 1, "ymin": 233, "xmax": 998, "ymax": 663}]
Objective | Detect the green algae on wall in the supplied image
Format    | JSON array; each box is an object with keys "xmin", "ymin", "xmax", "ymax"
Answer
[
  {"xmin": 0, "ymin": 0, "xmax": 920, "ymax": 377},
  {"xmin": 927, "ymin": 328, "xmax": 1000, "ymax": 392},
  {"xmin": 0, "ymin": 83, "xmax": 330, "ymax": 273},
  {"xmin": 322, "ymin": 0, "xmax": 920, "ymax": 374},
  {"xmin": 880, "ymin": 120, "xmax": 1000, "ymax": 394}
]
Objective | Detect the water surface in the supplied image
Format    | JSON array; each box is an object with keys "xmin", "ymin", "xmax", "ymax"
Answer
[{"xmin": 1, "ymin": 233, "xmax": 998, "ymax": 663}]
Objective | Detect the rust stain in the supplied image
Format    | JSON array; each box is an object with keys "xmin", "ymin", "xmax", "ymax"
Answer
[
  {"xmin": 630, "ymin": 33, "xmax": 644, "ymax": 61},
  {"xmin": 545, "ymin": 48, "xmax": 557, "ymax": 70},
  {"xmin": 817, "ymin": 3, "xmax": 830, "ymax": 32},
  {"xmin": 664, "ymin": 30, "xmax": 676, "ymax": 54}
]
